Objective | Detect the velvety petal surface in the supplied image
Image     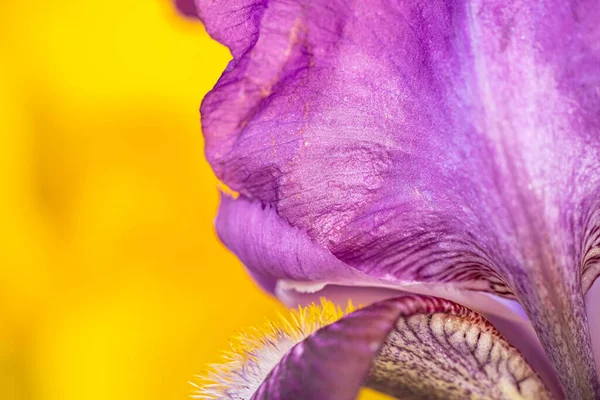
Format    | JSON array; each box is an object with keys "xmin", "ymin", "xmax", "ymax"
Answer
[
  {"xmin": 252, "ymin": 295, "xmax": 552, "ymax": 399},
  {"xmin": 195, "ymin": 0, "xmax": 600, "ymax": 396}
]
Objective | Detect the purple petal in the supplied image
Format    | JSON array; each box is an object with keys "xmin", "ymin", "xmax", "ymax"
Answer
[
  {"xmin": 197, "ymin": 0, "xmax": 600, "ymax": 396},
  {"xmin": 252, "ymin": 295, "xmax": 552, "ymax": 399}
]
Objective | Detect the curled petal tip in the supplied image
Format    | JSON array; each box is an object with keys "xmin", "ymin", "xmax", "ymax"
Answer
[
  {"xmin": 174, "ymin": 0, "xmax": 198, "ymax": 18},
  {"xmin": 252, "ymin": 296, "xmax": 553, "ymax": 400}
]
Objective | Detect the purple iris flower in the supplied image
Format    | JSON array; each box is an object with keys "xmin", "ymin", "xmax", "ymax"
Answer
[{"xmin": 178, "ymin": 0, "xmax": 600, "ymax": 398}]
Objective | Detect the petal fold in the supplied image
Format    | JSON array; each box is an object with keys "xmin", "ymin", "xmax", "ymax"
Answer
[{"xmin": 215, "ymin": 195, "xmax": 373, "ymax": 293}]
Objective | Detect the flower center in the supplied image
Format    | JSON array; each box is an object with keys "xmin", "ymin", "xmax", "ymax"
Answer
[{"xmin": 192, "ymin": 299, "xmax": 355, "ymax": 399}]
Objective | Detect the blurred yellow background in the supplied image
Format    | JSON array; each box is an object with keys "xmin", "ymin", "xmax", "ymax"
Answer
[
  {"xmin": 0, "ymin": 1, "xmax": 385, "ymax": 399},
  {"xmin": 0, "ymin": 1, "xmax": 285, "ymax": 398}
]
